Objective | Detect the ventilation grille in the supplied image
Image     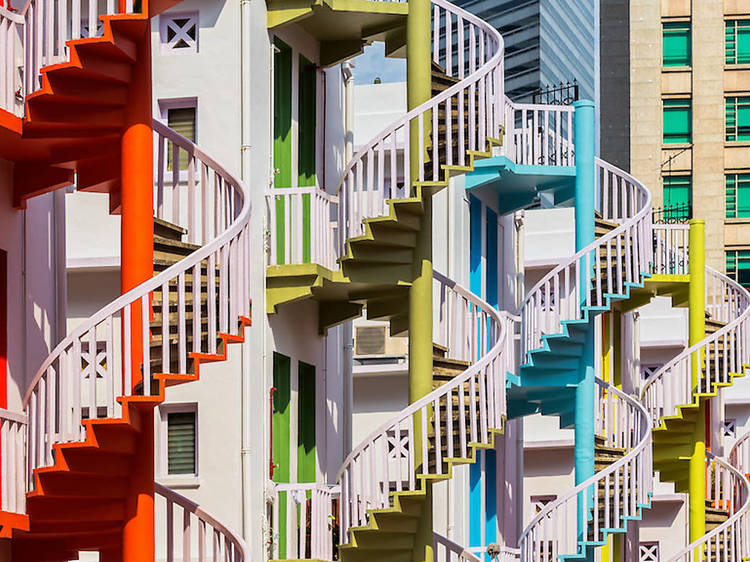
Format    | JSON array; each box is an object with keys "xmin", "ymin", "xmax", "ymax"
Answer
[{"xmin": 355, "ymin": 326, "xmax": 386, "ymax": 355}]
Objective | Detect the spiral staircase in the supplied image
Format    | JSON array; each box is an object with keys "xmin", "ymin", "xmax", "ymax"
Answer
[{"xmin": 0, "ymin": 0, "xmax": 250, "ymax": 559}]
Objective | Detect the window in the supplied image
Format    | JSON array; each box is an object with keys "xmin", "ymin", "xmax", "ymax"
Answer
[
  {"xmin": 641, "ymin": 365, "xmax": 662, "ymax": 380},
  {"xmin": 726, "ymin": 249, "xmax": 750, "ymax": 287},
  {"xmin": 726, "ymin": 173, "xmax": 750, "ymax": 218},
  {"xmin": 167, "ymin": 409, "xmax": 197, "ymax": 475},
  {"xmin": 167, "ymin": 106, "xmax": 196, "ymax": 171},
  {"xmin": 723, "ymin": 418, "xmax": 737, "ymax": 438},
  {"xmin": 531, "ymin": 495, "xmax": 557, "ymax": 514},
  {"xmin": 663, "ymin": 99, "xmax": 691, "ymax": 144},
  {"xmin": 662, "ymin": 175, "xmax": 692, "ymax": 220},
  {"xmin": 663, "ymin": 22, "xmax": 691, "ymax": 66},
  {"xmin": 160, "ymin": 13, "xmax": 198, "ymax": 54},
  {"xmin": 726, "ymin": 97, "xmax": 750, "ymax": 141},
  {"xmin": 640, "ymin": 542, "xmax": 659, "ymax": 562},
  {"xmin": 726, "ymin": 20, "xmax": 750, "ymax": 65}
]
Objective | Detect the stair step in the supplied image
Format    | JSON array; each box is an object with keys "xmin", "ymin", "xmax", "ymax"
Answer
[{"xmin": 154, "ymin": 216, "xmax": 187, "ymax": 241}]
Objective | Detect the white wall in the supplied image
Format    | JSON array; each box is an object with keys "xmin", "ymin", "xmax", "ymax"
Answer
[{"xmin": 352, "ymin": 82, "xmax": 406, "ymax": 152}]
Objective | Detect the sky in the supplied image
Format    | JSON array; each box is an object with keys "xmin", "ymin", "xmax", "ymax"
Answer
[{"xmin": 352, "ymin": 42, "xmax": 406, "ymax": 85}]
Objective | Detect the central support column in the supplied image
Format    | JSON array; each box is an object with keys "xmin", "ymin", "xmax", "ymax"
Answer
[
  {"xmin": 688, "ymin": 219, "xmax": 706, "ymax": 544},
  {"xmin": 120, "ymin": 24, "xmax": 155, "ymax": 562},
  {"xmin": 573, "ymin": 100, "xmax": 595, "ymax": 559},
  {"xmin": 407, "ymin": 2, "xmax": 433, "ymax": 560}
]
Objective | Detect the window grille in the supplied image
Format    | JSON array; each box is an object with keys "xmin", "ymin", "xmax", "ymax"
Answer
[
  {"xmin": 723, "ymin": 418, "xmax": 737, "ymax": 438},
  {"xmin": 160, "ymin": 13, "xmax": 199, "ymax": 54},
  {"xmin": 640, "ymin": 542, "xmax": 659, "ymax": 562}
]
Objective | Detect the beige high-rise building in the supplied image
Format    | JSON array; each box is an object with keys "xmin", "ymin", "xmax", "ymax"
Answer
[{"xmin": 602, "ymin": 0, "xmax": 750, "ymax": 281}]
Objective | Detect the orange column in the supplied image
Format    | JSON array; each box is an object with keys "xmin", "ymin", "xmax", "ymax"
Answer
[{"xmin": 120, "ymin": 21, "xmax": 155, "ymax": 562}]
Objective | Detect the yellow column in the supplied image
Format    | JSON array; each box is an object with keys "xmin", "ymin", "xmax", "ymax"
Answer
[
  {"xmin": 688, "ymin": 219, "xmax": 706, "ymax": 543},
  {"xmin": 407, "ymin": 3, "xmax": 434, "ymax": 561}
]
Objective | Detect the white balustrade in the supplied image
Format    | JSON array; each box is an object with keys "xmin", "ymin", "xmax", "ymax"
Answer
[
  {"xmin": 653, "ymin": 224, "xmax": 689, "ymax": 276},
  {"xmin": 265, "ymin": 187, "xmax": 338, "ymax": 270},
  {"xmin": 156, "ymin": 483, "xmax": 250, "ymax": 562},
  {"xmin": 0, "ymin": 408, "xmax": 27, "ymax": 516},
  {"xmin": 434, "ymin": 533, "xmax": 521, "ymax": 562},
  {"xmin": 23, "ymin": 119, "xmax": 251, "ymax": 487},
  {"xmin": 519, "ymin": 379, "xmax": 653, "ymax": 561},
  {"xmin": 504, "ymin": 102, "xmax": 575, "ymax": 167},
  {"xmin": 0, "ymin": 6, "xmax": 23, "ymax": 115},
  {"xmin": 337, "ymin": 270, "xmax": 515, "ymax": 543},
  {"xmin": 668, "ymin": 453, "xmax": 750, "ymax": 561},
  {"xmin": 268, "ymin": 482, "xmax": 339, "ymax": 561},
  {"xmin": 336, "ymin": 0, "xmax": 505, "ymax": 256},
  {"xmin": 729, "ymin": 427, "xmax": 750, "ymax": 477},
  {"xmin": 521, "ymin": 159, "xmax": 652, "ymax": 363},
  {"xmin": 3, "ymin": 0, "xmax": 136, "ymax": 113},
  {"xmin": 641, "ymin": 268, "xmax": 750, "ymax": 428}
]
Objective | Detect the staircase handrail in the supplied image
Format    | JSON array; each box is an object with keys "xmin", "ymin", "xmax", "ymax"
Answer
[
  {"xmin": 22, "ymin": 119, "xmax": 252, "ymax": 481},
  {"xmin": 0, "ymin": 5, "xmax": 24, "ymax": 22},
  {"xmin": 433, "ymin": 532, "xmax": 483, "ymax": 562},
  {"xmin": 518, "ymin": 378, "xmax": 653, "ymax": 560},
  {"xmin": 667, "ymin": 452, "xmax": 750, "ymax": 561},
  {"xmin": 336, "ymin": 269, "xmax": 515, "ymax": 541},
  {"xmin": 729, "ymin": 427, "xmax": 750, "ymax": 477},
  {"xmin": 520, "ymin": 158, "xmax": 652, "ymax": 362},
  {"xmin": 640, "ymin": 267, "xmax": 750, "ymax": 426},
  {"xmin": 334, "ymin": 0, "xmax": 505, "ymax": 254},
  {"xmin": 156, "ymin": 483, "xmax": 250, "ymax": 561}
]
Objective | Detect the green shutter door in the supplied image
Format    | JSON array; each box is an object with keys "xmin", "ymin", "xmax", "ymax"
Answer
[
  {"xmin": 298, "ymin": 55, "xmax": 317, "ymax": 263},
  {"xmin": 274, "ymin": 38, "xmax": 293, "ymax": 265},
  {"xmin": 272, "ymin": 352, "xmax": 291, "ymax": 559},
  {"xmin": 297, "ymin": 361, "xmax": 316, "ymax": 483}
]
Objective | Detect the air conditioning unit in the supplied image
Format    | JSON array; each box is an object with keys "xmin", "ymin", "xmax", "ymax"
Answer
[{"xmin": 355, "ymin": 326, "xmax": 386, "ymax": 355}]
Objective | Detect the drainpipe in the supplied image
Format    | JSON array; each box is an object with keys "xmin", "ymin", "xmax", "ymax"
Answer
[
  {"xmin": 513, "ymin": 210, "xmax": 524, "ymax": 545},
  {"xmin": 239, "ymin": 0, "xmax": 253, "ymax": 546},
  {"xmin": 341, "ymin": 62, "xmax": 354, "ymax": 456}
]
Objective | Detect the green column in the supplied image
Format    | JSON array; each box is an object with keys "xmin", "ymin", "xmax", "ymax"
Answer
[
  {"xmin": 688, "ymin": 219, "xmax": 706, "ymax": 543},
  {"xmin": 407, "ymin": 0, "xmax": 432, "ymax": 184},
  {"xmin": 407, "ymin": 3, "xmax": 434, "ymax": 560}
]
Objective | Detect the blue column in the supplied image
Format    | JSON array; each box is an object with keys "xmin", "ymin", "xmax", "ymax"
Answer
[{"xmin": 573, "ymin": 99, "xmax": 596, "ymax": 559}]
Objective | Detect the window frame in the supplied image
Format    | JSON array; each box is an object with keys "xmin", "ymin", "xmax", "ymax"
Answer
[
  {"xmin": 662, "ymin": 174, "xmax": 692, "ymax": 219},
  {"xmin": 663, "ymin": 98, "xmax": 692, "ymax": 144},
  {"xmin": 663, "ymin": 21, "xmax": 691, "ymax": 67},
  {"xmin": 726, "ymin": 248, "xmax": 750, "ymax": 288},
  {"xmin": 726, "ymin": 19, "xmax": 750, "ymax": 65},
  {"xmin": 159, "ymin": 12, "xmax": 199, "ymax": 55},
  {"xmin": 158, "ymin": 402, "xmax": 200, "ymax": 487},
  {"xmin": 157, "ymin": 97, "xmax": 198, "ymax": 183},
  {"xmin": 726, "ymin": 173, "xmax": 750, "ymax": 218},
  {"xmin": 726, "ymin": 96, "xmax": 750, "ymax": 142}
]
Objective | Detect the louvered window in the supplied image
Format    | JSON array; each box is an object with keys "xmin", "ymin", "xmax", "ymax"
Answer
[
  {"xmin": 726, "ymin": 173, "xmax": 750, "ymax": 218},
  {"xmin": 167, "ymin": 411, "xmax": 196, "ymax": 475},
  {"xmin": 726, "ymin": 250, "xmax": 750, "ymax": 288},
  {"xmin": 167, "ymin": 107, "xmax": 196, "ymax": 171},
  {"xmin": 726, "ymin": 97, "xmax": 750, "ymax": 141},
  {"xmin": 726, "ymin": 20, "xmax": 750, "ymax": 65}
]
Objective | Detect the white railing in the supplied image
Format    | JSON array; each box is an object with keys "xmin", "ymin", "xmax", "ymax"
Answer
[
  {"xmin": 518, "ymin": 379, "xmax": 652, "ymax": 561},
  {"xmin": 156, "ymin": 483, "xmax": 250, "ymax": 562},
  {"xmin": 521, "ymin": 159, "xmax": 652, "ymax": 362},
  {"xmin": 504, "ymin": 102, "xmax": 575, "ymax": 167},
  {"xmin": 268, "ymin": 482, "xmax": 339, "ymax": 561},
  {"xmin": 337, "ymin": 270, "xmax": 514, "ymax": 543},
  {"xmin": 668, "ymin": 453, "xmax": 750, "ymax": 561},
  {"xmin": 0, "ymin": 5, "xmax": 23, "ymax": 115},
  {"xmin": 641, "ymin": 268, "xmax": 750, "ymax": 428},
  {"xmin": 434, "ymin": 533, "xmax": 520, "ymax": 562},
  {"xmin": 336, "ymin": 0, "xmax": 504, "ymax": 255},
  {"xmin": 266, "ymin": 187, "xmax": 338, "ymax": 270},
  {"xmin": 0, "ymin": 408, "xmax": 27, "ymax": 515},
  {"xmin": 4, "ymin": 0, "xmax": 137, "ymax": 115},
  {"xmin": 729, "ymin": 428, "xmax": 750, "ymax": 477},
  {"xmin": 23, "ymin": 119, "xmax": 251, "ymax": 487},
  {"xmin": 653, "ymin": 224, "xmax": 689, "ymax": 276}
]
